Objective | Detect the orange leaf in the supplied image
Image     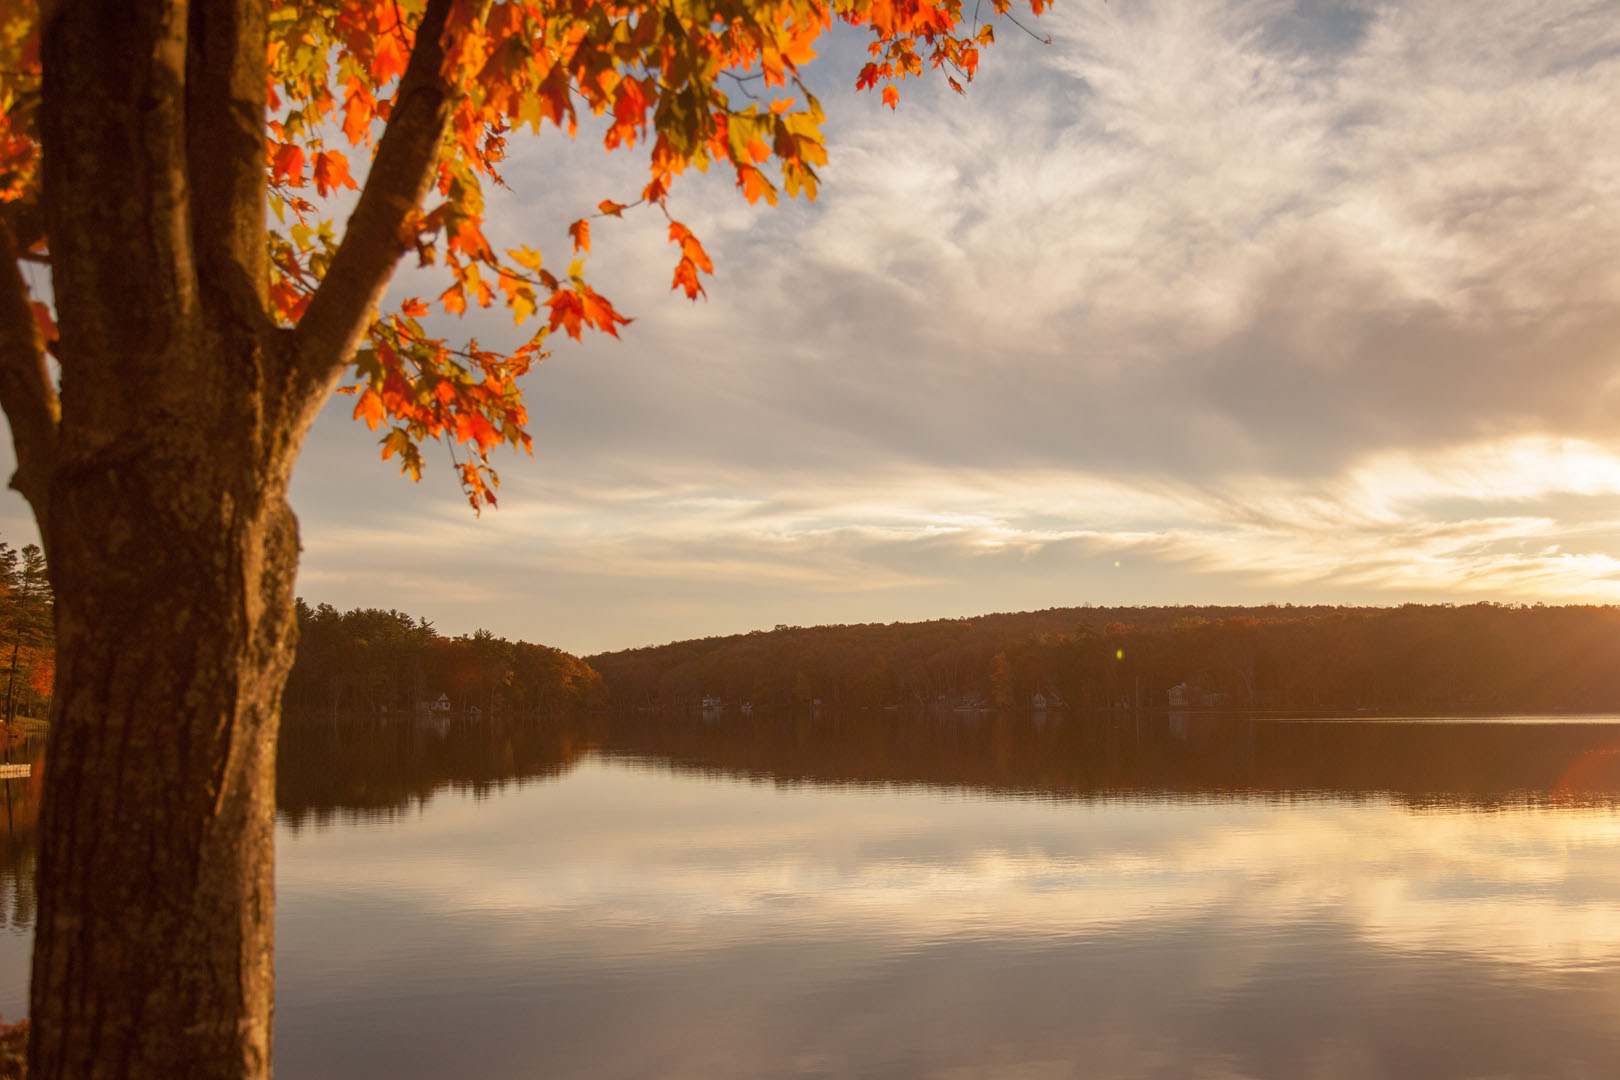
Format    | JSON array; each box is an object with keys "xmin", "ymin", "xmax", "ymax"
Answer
[
  {"xmin": 579, "ymin": 287, "xmax": 629, "ymax": 337},
  {"xmin": 341, "ymin": 85, "xmax": 376, "ymax": 145},
  {"xmin": 882, "ymin": 86, "xmax": 899, "ymax": 110},
  {"xmin": 546, "ymin": 291, "xmax": 583, "ymax": 339},
  {"xmin": 683, "ymin": 235, "xmax": 713, "ymax": 274},
  {"xmin": 271, "ymin": 142, "xmax": 306, "ymax": 185},
  {"xmin": 597, "ymin": 199, "xmax": 627, "ymax": 217},
  {"xmin": 312, "ymin": 150, "xmax": 358, "ymax": 196},
  {"xmin": 353, "ymin": 388, "xmax": 385, "ymax": 430},
  {"xmin": 608, "ymin": 77, "xmax": 649, "ymax": 149},
  {"xmin": 568, "ymin": 218, "xmax": 590, "ymax": 254},
  {"xmin": 672, "ymin": 258, "xmax": 705, "ymax": 300},
  {"xmin": 737, "ymin": 165, "xmax": 775, "ymax": 205},
  {"xmin": 372, "ymin": 31, "xmax": 409, "ymax": 84}
]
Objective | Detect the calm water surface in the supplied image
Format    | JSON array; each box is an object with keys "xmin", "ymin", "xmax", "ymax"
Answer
[{"xmin": 6, "ymin": 713, "xmax": 1620, "ymax": 1077}]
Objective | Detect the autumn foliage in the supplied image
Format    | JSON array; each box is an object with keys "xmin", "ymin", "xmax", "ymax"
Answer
[{"xmin": 1, "ymin": 0, "xmax": 1045, "ymax": 510}]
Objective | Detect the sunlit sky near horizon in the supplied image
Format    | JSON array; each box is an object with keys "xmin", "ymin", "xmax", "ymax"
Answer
[{"xmin": 9, "ymin": 0, "xmax": 1620, "ymax": 655}]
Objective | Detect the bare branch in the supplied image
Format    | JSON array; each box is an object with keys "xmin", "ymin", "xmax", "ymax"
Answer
[
  {"xmin": 290, "ymin": 0, "xmax": 456, "ymax": 393},
  {"xmin": 0, "ymin": 224, "xmax": 59, "ymax": 519}
]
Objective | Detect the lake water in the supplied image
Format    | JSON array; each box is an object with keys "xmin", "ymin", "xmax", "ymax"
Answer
[{"xmin": 6, "ymin": 712, "xmax": 1620, "ymax": 1077}]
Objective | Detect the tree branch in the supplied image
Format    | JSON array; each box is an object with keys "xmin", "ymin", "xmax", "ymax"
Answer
[
  {"xmin": 186, "ymin": 0, "xmax": 272, "ymax": 329},
  {"xmin": 40, "ymin": 0, "xmax": 195, "ymax": 448},
  {"xmin": 0, "ymin": 224, "xmax": 60, "ymax": 519},
  {"xmin": 290, "ymin": 0, "xmax": 456, "ymax": 393}
]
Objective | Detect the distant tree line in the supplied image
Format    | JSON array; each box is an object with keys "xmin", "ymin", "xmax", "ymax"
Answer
[
  {"xmin": 284, "ymin": 601, "xmax": 605, "ymax": 719},
  {"xmin": 586, "ymin": 603, "xmax": 1620, "ymax": 714}
]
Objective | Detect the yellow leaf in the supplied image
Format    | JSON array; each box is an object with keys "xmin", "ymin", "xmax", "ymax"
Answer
[{"xmin": 505, "ymin": 245, "xmax": 544, "ymax": 273}]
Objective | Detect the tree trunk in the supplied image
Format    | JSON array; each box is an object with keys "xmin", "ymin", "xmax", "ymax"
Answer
[
  {"xmin": 28, "ymin": 459, "xmax": 300, "ymax": 1079},
  {"xmin": 1, "ymin": 1, "xmax": 459, "ymax": 1073},
  {"xmin": 21, "ymin": 4, "xmax": 309, "ymax": 1074}
]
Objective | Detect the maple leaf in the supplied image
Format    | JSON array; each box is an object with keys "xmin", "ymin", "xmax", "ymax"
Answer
[
  {"xmin": 353, "ymin": 388, "xmax": 385, "ymax": 430},
  {"xmin": 672, "ymin": 258, "xmax": 705, "ymax": 300},
  {"xmin": 380, "ymin": 427, "xmax": 412, "ymax": 461},
  {"xmin": 568, "ymin": 218, "xmax": 590, "ymax": 254},
  {"xmin": 270, "ymin": 142, "xmax": 305, "ymax": 185},
  {"xmin": 545, "ymin": 291, "xmax": 583, "ymax": 340},
  {"xmin": 341, "ymin": 85, "xmax": 376, "ymax": 145},
  {"xmin": 311, "ymin": 150, "xmax": 357, "ymax": 196},
  {"xmin": 737, "ymin": 164, "xmax": 776, "ymax": 206},
  {"xmin": 506, "ymin": 245, "xmax": 544, "ymax": 273},
  {"xmin": 578, "ymin": 286, "xmax": 629, "ymax": 337},
  {"xmin": 371, "ymin": 27, "xmax": 409, "ymax": 84}
]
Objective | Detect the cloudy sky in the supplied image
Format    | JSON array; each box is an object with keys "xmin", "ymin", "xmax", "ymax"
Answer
[{"xmin": 11, "ymin": 0, "xmax": 1620, "ymax": 654}]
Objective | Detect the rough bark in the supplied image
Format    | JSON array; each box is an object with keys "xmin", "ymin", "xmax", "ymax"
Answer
[
  {"xmin": 10, "ymin": 0, "xmax": 461, "ymax": 1076},
  {"xmin": 28, "ymin": 451, "xmax": 300, "ymax": 1079}
]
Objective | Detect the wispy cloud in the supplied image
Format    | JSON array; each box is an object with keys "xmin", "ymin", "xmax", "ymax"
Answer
[{"xmin": 293, "ymin": 430, "xmax": 1620, "ymax": 651}]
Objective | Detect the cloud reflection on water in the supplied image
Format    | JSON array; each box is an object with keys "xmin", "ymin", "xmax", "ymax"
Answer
[{"xmin": 274, "ymin": 747, "xmax": 1620, "ymax": 1078}]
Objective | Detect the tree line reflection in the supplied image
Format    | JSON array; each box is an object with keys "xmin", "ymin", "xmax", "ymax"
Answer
[
  {"xmin": 278, "ymin": 709, "xmax": 1620, "ymax": 824},
  {"xmin": 6, "ymin": 712, "xmax": 1620, "ymax": 927}
]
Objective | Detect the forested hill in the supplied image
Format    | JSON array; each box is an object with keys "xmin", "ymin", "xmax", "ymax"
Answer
[
  {"xmin": 585, "ymin": 604, "xmax": 1620, "ymax": 715},
  {"xmin": 284, "ymin": 601, "xmax": 605, "ymax": 718}
]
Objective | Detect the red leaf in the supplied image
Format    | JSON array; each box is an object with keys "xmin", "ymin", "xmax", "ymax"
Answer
[
  {"xmin": 546, "ymin": 291, "xmax": 583, "ymax": 339},
  {"xmin": 271, "ymin": 142, "xmax": 306, "ymax": 186}
]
